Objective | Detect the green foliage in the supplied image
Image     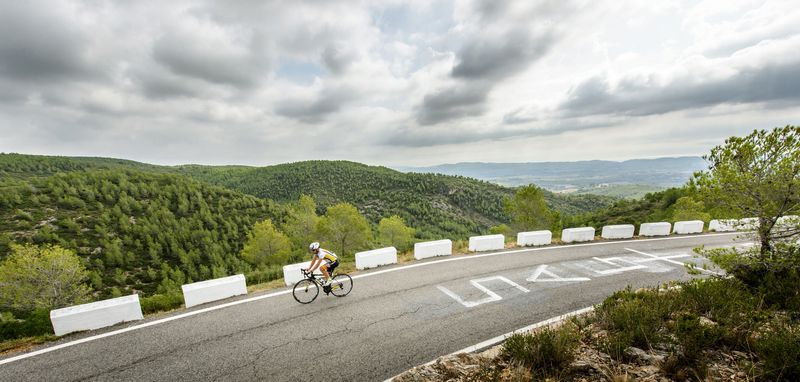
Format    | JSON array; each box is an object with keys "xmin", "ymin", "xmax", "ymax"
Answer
[
  {"xmin": 139, "ymin": 293, "xmax": 184, "ymax": 314},
  {"xmin": 596, "ymin": 288, "xmax": 668, "ymax": 352},
  {"xmin": 489, "ymin": 223, "xmax": 514, "ymax": 239},
  {"xmin": 566, "ymin": 187, "xmax": 695, "ymax": 230},
  {"xmin": 377, "ymin": 215, "xmax": 415, "ymax": 252},
  {"xmin": 504, "ymin": 185, "xmax": 555, "ymax": 231},
  {"xmin": 755, "ymin": 320, "xmax": 800, "ymax": 382},
  {"xmin": 670, "ymin": 196, "xmax": 711, "ymax": 222},
  {"xmin": 0, "ymin": 244, "xmax": 91, "ymax": 313},
  {"xmin": 240, "ymin": 219, "xmax": 292, "ymax": 266},
  {"xmin": 282, "ymin": 195, "xmax": 321, "ymax": 251},
  {"xmin": 693, "ymin": 126, "xmax": 800, "ymax": 255},
  {"xmin": 0, "ymin": 309, "xmax": 53, "ymax": 341},
  {"xmin": 317, "ymin": 203, "xmax": 372, "ymax": 258},
  {"xmin": 501, "ymin": 324, "xmax": 580, "ymax": 376},
  {"xmin": 0, "ymin": 167, "xmax": 279, "ymax": 299},
  {"xmin": 673, "ymin": 312, "xmax": 724, "ymax": 363}
]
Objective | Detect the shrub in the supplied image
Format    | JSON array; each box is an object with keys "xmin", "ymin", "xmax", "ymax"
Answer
[
  {"xmin": 673, "ymin": 312, "xmax": 724, "ymax": 362},
  {"xmin": 755, "ymin": 321, "xmax": 800, "ymax": 381},
  {"xmin": 595, "ymin": 288, "xmax": 668, "ymax": 350},
  {"xmin": 140, "ymin": 293, "xmax": 183, "ymax": 314},
  {"xmin": 501, "ymin": 324, "xmax": 580, "ymax": 376},
  {"xmin": 0, "ymin": 309, "xmax": 53, "ymax": 340}
]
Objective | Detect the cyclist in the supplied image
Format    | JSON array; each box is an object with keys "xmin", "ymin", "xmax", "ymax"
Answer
[{"xmin": 304, "ymin": 242, "xmax": 339, "ymax": 287}]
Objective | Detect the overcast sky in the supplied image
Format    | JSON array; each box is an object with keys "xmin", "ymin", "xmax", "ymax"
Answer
[{"xmin": 1, "ymin": 0, "xmax": 799, "ymax": 166}]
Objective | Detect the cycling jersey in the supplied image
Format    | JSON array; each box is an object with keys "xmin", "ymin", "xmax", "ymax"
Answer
[{"xmin": 316, "ymin": 248, "xmax": 338, "ymax": 262}]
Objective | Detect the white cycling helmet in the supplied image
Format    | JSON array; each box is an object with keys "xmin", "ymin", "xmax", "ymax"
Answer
[{"xmin": 309, "ymin": 242, "xmax": 320, "ymax": 252}]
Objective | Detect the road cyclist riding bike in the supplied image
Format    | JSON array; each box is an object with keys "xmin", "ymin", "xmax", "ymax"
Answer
[
  {"xmin": 293, "ymin": 242, "xmax": 353, "ymax": 304},
  {"xmin": 304, "ymin": 242, "xmax": 337, "ymax": 290}
]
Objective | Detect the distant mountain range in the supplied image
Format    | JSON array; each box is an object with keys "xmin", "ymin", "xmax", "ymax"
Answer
[{"xmin": 396, "ymin": 157, "xmax": 708, "ymax": 191}]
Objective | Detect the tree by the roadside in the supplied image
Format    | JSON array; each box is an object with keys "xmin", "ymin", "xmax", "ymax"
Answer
[
  {"xmin": 504, "ymin": 185, "xmax": 555, "ymax": 231},
  {"xmin": 378, "ymin": 215, "xmax": 415, "ymax": 252},
  {"xmin": 670, "ymin": 196, "xmax": 711, "ymax": 223},
  {"xmin": 282, "ymin": 194, "xmax": 320, "ymax": 249},
  {"xmin": 0, "ymin": 243, "xmax": 92, "ymax": 313},
  {"xmin": 693, "ymin": 126, "xmax": 800, "ymax": 256},
  {"xmin": 317, "ymin": 203, "xmax": 372, "ymax": 257},
  {"xmin": 240, "ymin": 219, "xmax": 292, "ymax": 266}
]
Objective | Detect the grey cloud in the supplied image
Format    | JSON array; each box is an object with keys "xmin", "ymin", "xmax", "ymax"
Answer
[
  {"xmin": 416, "ymin": 82, "xmax": 491, "ymax": 125},
  {"xmin": 0, "ymin": 2, "xmax": 95, "ymax": 82},
  {"xmin": 152, "ymin": 28, "xmax": 269, "ymax": 89},
  {"xmin": 386, "ymin": 118, "xmax": 613, "ymax": 148},
  {"xmin": 275, "ymin": 87, "xmax": 358, "ymax": 124},
  {"xmin": 560, "ymin": 60, "xmax": 800, "ymax": 117},
  {"xmin": 321, "ymin": 45, "xmax": 354, "ymax": 75},
  {"xmin": 452, "ymin": 28, "xmax": 556, "ymax": 80}
]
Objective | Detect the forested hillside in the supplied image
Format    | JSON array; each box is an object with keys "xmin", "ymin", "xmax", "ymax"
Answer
[
  {"xmin": 175, "ymin": 160, "xmax": 614, "ymax": 239},
  {"xmin": 0, "ymin": 165, "xmax": 281, "ymax": 301}
]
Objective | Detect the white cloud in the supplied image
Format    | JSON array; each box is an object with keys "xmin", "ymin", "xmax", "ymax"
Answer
[{"xmin": 0, "ymin": 0, "xmax": 798, "ymax": 166}]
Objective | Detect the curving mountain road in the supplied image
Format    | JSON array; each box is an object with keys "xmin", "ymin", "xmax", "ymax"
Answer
[{"xmin": 0, "ymin": 233, "xmax": 750, "ymax": 382}]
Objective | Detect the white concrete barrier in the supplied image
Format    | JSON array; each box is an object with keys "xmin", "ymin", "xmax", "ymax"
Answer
[
  {"xmin": 468, "ymin": 234, "xmax": 505, "ymax": 252},
  {"xmin": 674, "ymin": 220, "xmax": 704, "ymax": 234},
  {"xmin": 639, "ymin": 222, "xmax": 671, "ymax": 237},
  {"xmin": 561, "ymin": 227, "xmax": 595, "ymax": 243},
  {"xmin": 709, "ymin": 219, "xmax": 738, "ymax": 232},
  {"xmin": 777, "ymin": 215, "xmax": 799, "ymax": 227},
  {"xmin": 738, "ymin": 217, "xmax": 758, "ymax": 230},
  {"xmin": 414, "ymin": 239, "xmax": 452, "ymax": 260},
  {"xmin": 182, "ymin": 274, "xmax": 247, "ymax": 308},
  {"xmin": 50, "ymin": 294, "xmax": 143, "ymax": 336},
  {"xmin": 601, "ymin": 224, "xmax": 635, "ymax": 239},
  {"xmin": 517, "ymin": 230, "xmax": 552, "ymax": 246},
  {"xmin": 356, "ymin": 247, "xmax": 397, "ymax": 270},
  {"xmin": 283, "ymin": 261, "xmax": 312, "ymax": 286}
]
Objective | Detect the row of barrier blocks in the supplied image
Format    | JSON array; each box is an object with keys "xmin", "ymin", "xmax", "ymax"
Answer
[
  {"xmin": 49, "ymin": 274, "xmax": 248, "ymax": 336},
  {"xmin": 53, "ymin": 216, "xmax": 790, "ymax": 337}
]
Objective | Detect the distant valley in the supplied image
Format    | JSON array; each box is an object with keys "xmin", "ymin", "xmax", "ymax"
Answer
[{"xmin": 397, "ymin": 156, "xmax": 707, "ymax": 199}]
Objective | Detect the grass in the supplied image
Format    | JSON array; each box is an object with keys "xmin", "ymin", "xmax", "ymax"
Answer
[
  {"xmin": 501, "ymin": 323, "xmax": 580, "ymax": 377},
  {"xmin": 0, "ymin": 335, "xmax": 56, "ymax": 356}
]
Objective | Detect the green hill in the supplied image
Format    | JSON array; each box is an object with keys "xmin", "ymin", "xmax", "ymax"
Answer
[
  {"xmin": 175, "ymin": 160, "xmax": 615, "ymax": 239},
  {"xmin": 0, "ymin": 166, "xmax": 280, "ymax": 301}
]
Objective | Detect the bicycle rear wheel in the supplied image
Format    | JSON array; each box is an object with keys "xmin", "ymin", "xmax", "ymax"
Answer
[
  {"xmin": 330, "ymin": 274, "xmax": 353, "ymax": 297},
  {"xmin": 293, "ymin": 279, "xmax": 319, "ymax": 304}
]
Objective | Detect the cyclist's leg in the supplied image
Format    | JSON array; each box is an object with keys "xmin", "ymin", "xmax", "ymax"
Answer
[
  {"xmin": 328, "ymin": 260, "xmax": 339, "ymax": 277},
  {"xmin": 320, "ymin": 261, "xmax": 331, "ymax": 282}
]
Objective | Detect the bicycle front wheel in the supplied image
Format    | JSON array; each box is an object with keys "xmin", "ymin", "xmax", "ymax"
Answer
[
  {"xmin": 330, "ymin": 274, "xmax": 353, "ymax": 297},
  {"xmin": 293, "ymin": 279, "xmax": 319, "ymax": 304}
]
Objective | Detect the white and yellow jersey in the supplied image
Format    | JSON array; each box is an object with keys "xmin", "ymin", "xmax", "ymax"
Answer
[{"xmin": 316, "ymin": 248, "xmax": 338, "ymax": 262}]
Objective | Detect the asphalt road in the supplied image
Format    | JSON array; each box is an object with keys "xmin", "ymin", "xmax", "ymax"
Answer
[{"xmin": 0, "ymin": 233, "xmax": 751, "ymax": 382}]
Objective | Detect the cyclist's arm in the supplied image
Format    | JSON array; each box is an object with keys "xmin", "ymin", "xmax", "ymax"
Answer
[{"xmin": 307, "ymin": 257, "xmax": 321, "ymax": 273}]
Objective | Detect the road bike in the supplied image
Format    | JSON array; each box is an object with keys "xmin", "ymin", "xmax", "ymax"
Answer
[{"xmin": 292, "ymin": 269, "xmax": 353, "ymax": 304}]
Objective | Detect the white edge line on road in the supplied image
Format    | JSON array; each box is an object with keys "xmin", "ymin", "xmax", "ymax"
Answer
[
  {"xmin": 383, "ymin": 306, "xmax": 596, "ymax": 382},
  {"xmin": 0, "ymin": 232, "xmax": 742, "ymax": 366}
]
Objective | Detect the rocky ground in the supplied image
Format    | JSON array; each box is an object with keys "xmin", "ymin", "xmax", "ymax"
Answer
[{"xmin": 394, "ymin": 315, "xmax": 757, "ymax": 382}]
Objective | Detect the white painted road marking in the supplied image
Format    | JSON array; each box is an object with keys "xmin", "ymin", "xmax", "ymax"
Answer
[
  {"xmin": 437, "ymin": 276, "xmax": 530, "ymax": 308},
  {"xmin": 624, "ymin": 248, "xmax": 723, "ymax": 276},
  {"xmin": 0, "ymin": 232, "xmax": 743, "ymax": 366},
  {"xmin": 591, "ymin": 257, "xmax": 648, "ymax": 275},
  {"xmin": 527, "ymin": 265, "xmax": 591, "ymax": 282}
]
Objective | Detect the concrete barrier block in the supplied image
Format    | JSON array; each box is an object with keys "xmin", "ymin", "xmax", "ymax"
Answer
[
  {"xmin": 562, "ymin": 227, "xmax": 595, "ymax": 243},
  {"xmin": 738, "ymin": 217, "xmax": 758, "ymax": 230},
  {"xmin": 639, "ymin": 222, "xmax": 671, "ymax": 236},
  {"xmin": 709, "ymin": 219, "xmax": 738, "ymax": 232},
  {"xmin": 468, "ymin": 234, "xmax": 505, "ymax": 252},
  {"xmin": 674, "ymin": 220, "xmax": 704, "ymax": 234},
  {"xmin": 414, "ymin": 239, "xmax": 452, "ymax": 260},
  {"xmin": 601, "ymin": 224, "xmax": 635, "ymax": 239},
  {"xmin": 283, "ymin": 261, "xmax": 312, "ymax": 286},
  {"xmin": 517, "ymin": 230, "xmax": 552, "ymax": 246},
  {"xmin": 182, "ymin": 274, "xmax": 247, "ymax": 308},
  {"xmin": 777, "ymin": 215, "xmax": 798, "ymax": 227},
  {"xmin": 356, "ymin": 247, "xmax": 397, "ymax": 270},
  {"xmin": 50, "ymin": 294, "xmax": 144, "ymax": 336}
]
